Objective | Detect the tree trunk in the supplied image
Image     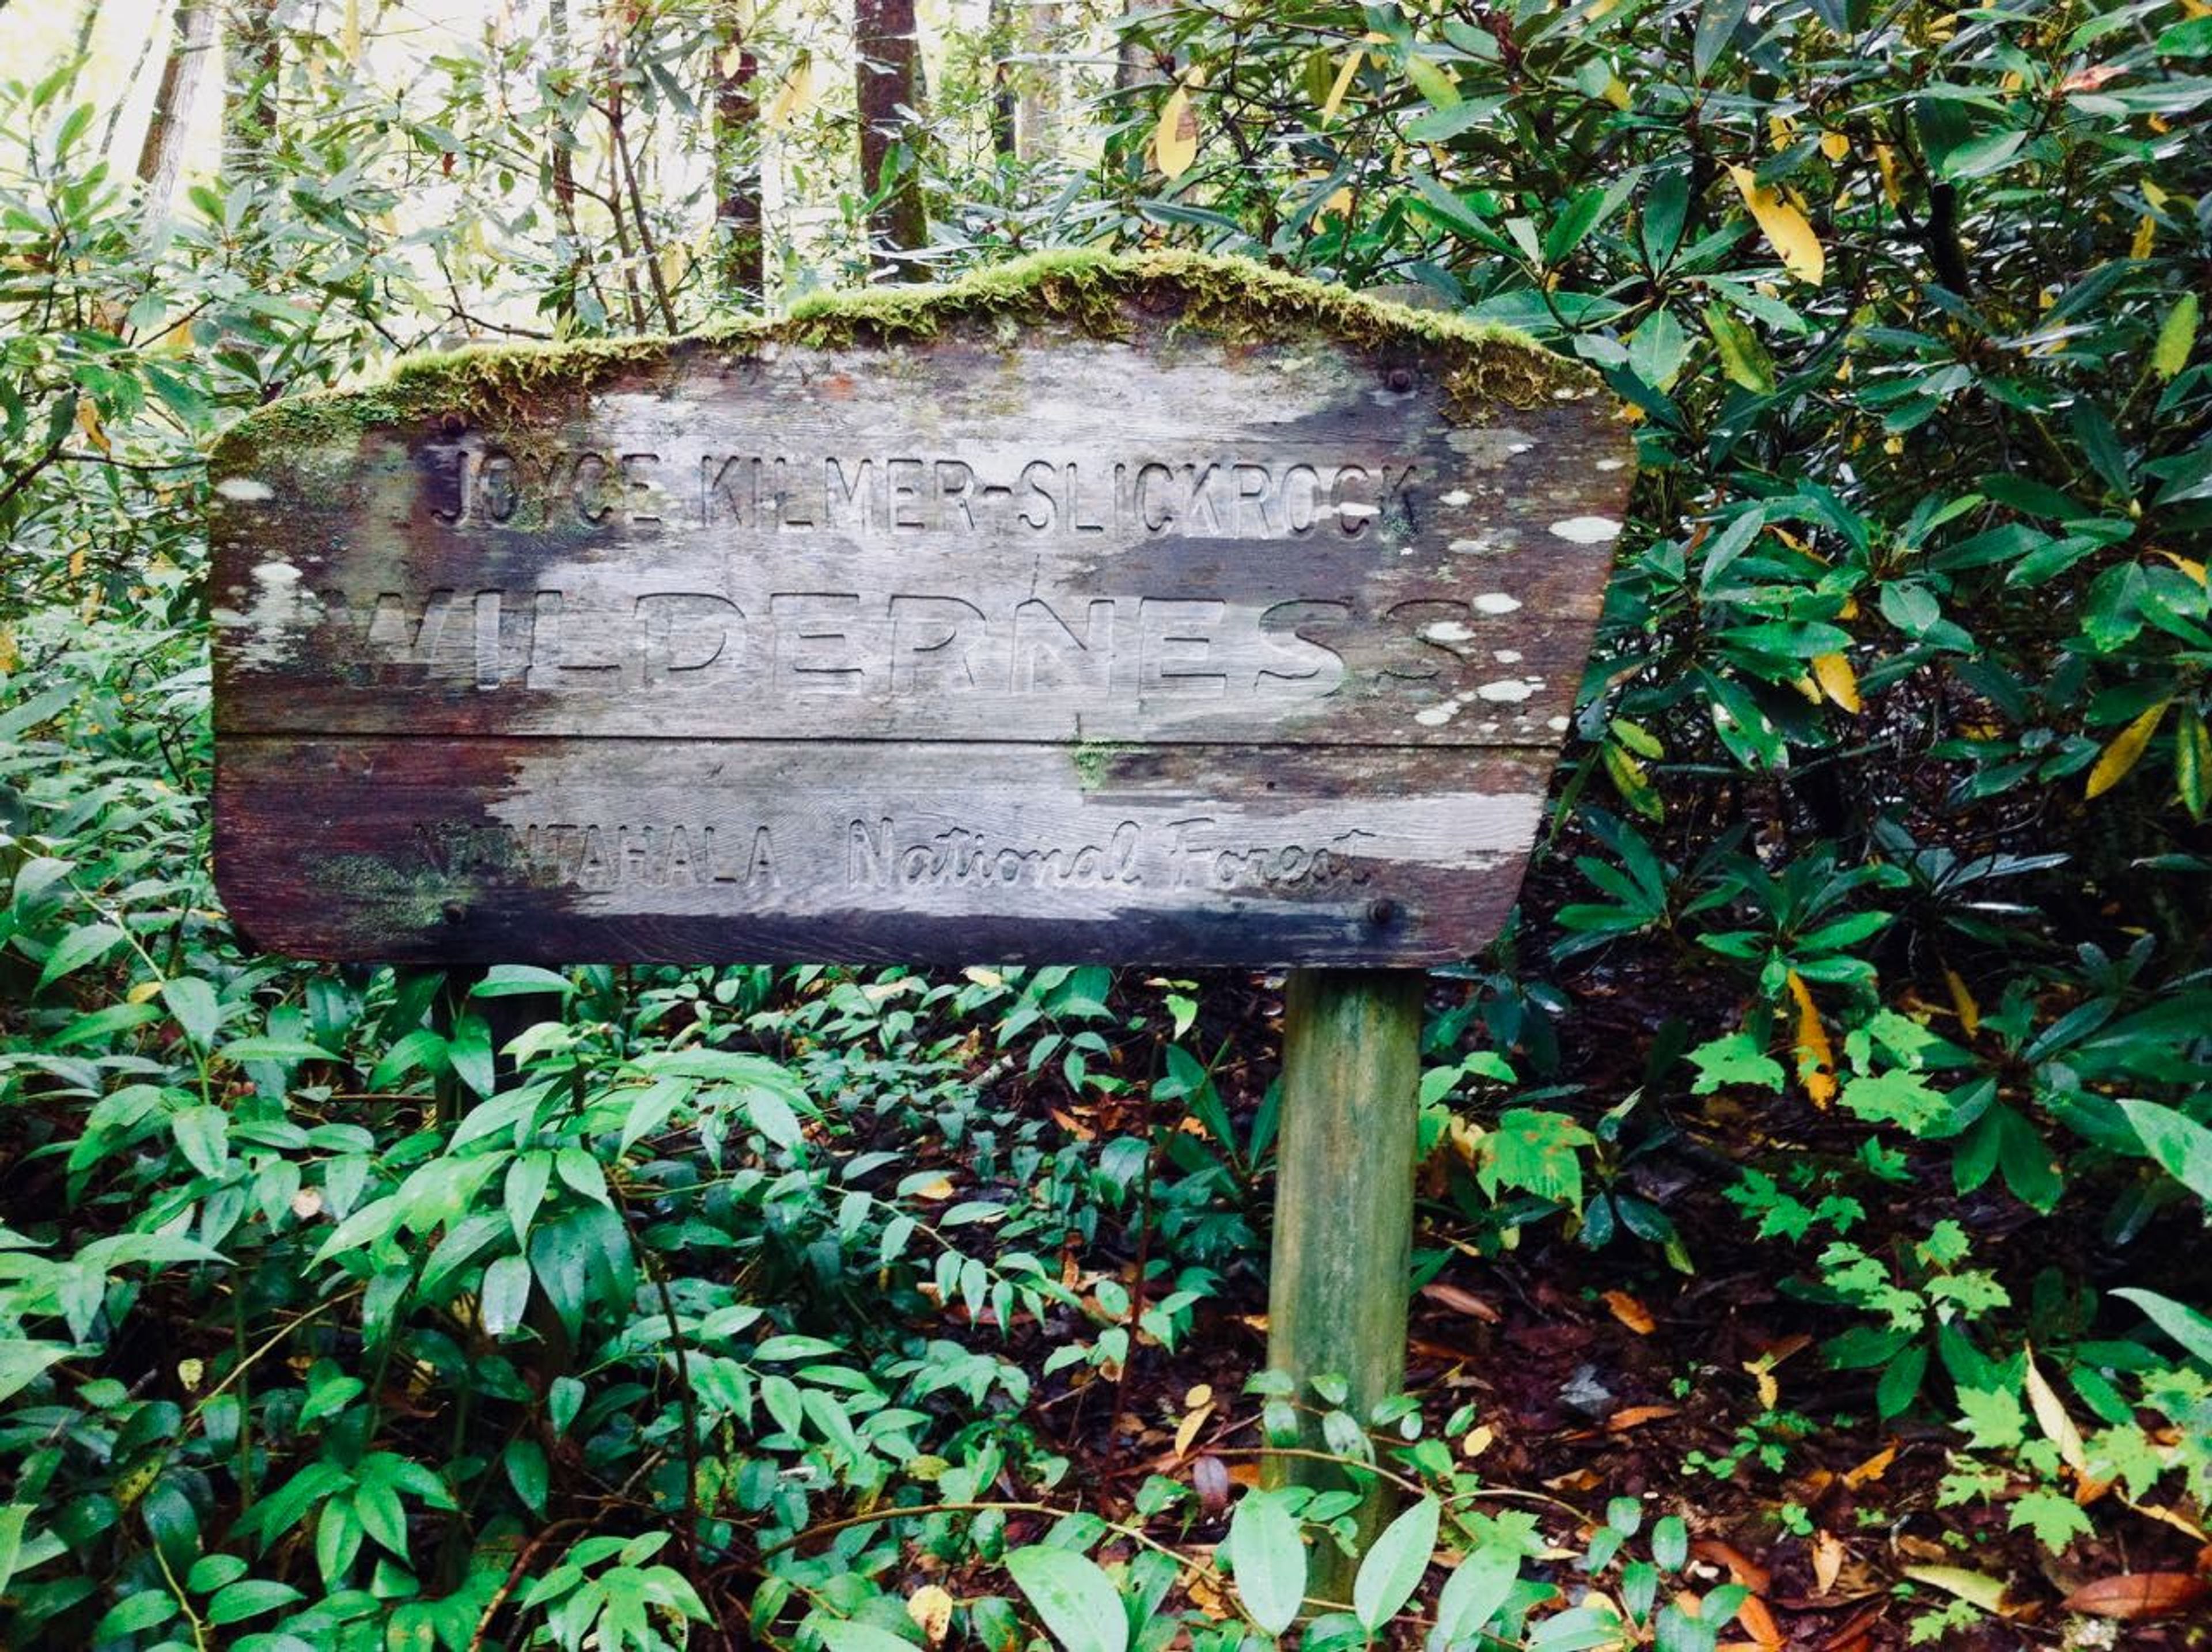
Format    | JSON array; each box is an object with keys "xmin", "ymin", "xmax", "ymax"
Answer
[
  {"xmin": 987, "ymin": 0, "xmax": 1016, "ymax": 160},
  {"xmin": 222, "ymin": 0, "xmax": 281, "ymax": 181},
  {"xmin": 1017, "ymin": 1, "xmax": 1060, "ymax": 162},
  {"xmin": 852, "ymin": 0, "xmax": 926, "ymax": 274},
  {"xmin": 1115, "ymin": 0, "xmax": 1150, "ymax": 95},
  {"xmin": 136, "ymin": 0, "xmax": 219, "ymax": 228},
  {"xmin": 711, "ymin": 0, "xmax": 764, "ymax": 302}
]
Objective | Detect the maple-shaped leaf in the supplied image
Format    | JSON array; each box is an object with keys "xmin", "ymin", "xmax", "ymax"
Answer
[
  {"xmin": 2009, "ymin": 1486, "xmax": 2093, "ymax": 1551},
  {"xmin": 1955, "ymin": 1385, "xmax": 2027, "ymax": 1450}
]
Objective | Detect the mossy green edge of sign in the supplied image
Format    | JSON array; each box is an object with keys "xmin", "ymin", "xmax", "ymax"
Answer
[{"xmin": 214, "ymin": 249, "xmax": 1592, "ymax": 464}]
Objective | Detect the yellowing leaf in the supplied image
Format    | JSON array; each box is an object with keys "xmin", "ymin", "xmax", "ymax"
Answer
[
  {"xmin": 1173, "ymin": 1396, "xmax": 1213, "ymax": 1457},
  {"xmin": 1320, "ymin": 49, "xmax": 1361, "ymax": 123},
  {"xmin": 1767, "ymin": 113, "xmax": 1797, "ymax": 150},
  {"xmin": 1404, "ymin": 54, "xmax": 1460, "ymax": 109},
  {"xmin": 1729, "ymin": 164, "xmax": 1824, "ymax": 284},
  {"xmin": 1704, "ymin": 305, "xmax": 1775, "ymax": 393},
  {"xmin": 1460, "ymin": 1424, "xmax": 1494, "ymax": 1458},
  {"xmin": 2153, "ymin": 292, "xmax": 2198, "ymax": 381},
  {"xmin": 341, "ymin": 0, "xmax": 362, "ymax": 63},
  {"xmin": 1154, "ymin": 82, "xmax": 1198, "ymax": 179},
  {"xmin": 2132, "ymin": 214, "xmax": 2156, "ymax": 259},
  {"xmin": 2178, "ymin": 703, "xmax": 2211, "ymax": 822},
  {"xmin": 75, "ymin": 397, "xmax": 111, "ymax": 456},
  {"xmin": 1743, "ymin": 1355, "xmax": 1780, "ymax": 1408},
  {"xmin": 127, "ymin": 979, "xmax": 164, "ymax": 1005},
  {"xmin": 2159, "ymin": 551, "xmax": 2207, "ymax": 587},
  {"xmin": 1787, "ymin": 971, "xmax": 1837, "ymax": 1108},
  {"xmin": 2023, "ymin": 1345, "xmax": 2086, "ymax": 1472},
  {"xmin": 2086, "ymin": 700, "xmax": 2171, "ymax": 800},
  {"xmin": 1944, "ymin": 968, "xmax": 1982, "ymax": 1036},
  {"xmin": 721, "ymin": 42, "xmax": 749, "ymax": 78},
  {"xmin": 1903, "ymin": 1565, "xmax": 2008, "ymax": 1613},
  {"xmin": 1601, "ymin": 75, "xmax": 1630, "ymax": 111},
  {"xmin": 1811, "ymin": 652, "xmax": 1861, "ymax": 713},
  {"xmin": 911, "ymin": 1175, "xmax": 955, "ymax": 1201},
  {"xmin": 1874, "ymin": 143, "xmax": 1903, "ymax": 207},
  {"xmin": 1820, "ymin": 129, "xmax": 1850, "ymax": 161},
  {"xmin": 907, "ymin": 1585, "xmax": 955, "ymax": 1645},
  {"xmin": 764, "ymin": 54, "xmax": 814, "ymax": 129}
]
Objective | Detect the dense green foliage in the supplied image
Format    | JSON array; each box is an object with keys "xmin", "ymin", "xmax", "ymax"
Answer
[{"xmin": 2, "ymin": 1, "xmax": 2209, "ymax": 1648}]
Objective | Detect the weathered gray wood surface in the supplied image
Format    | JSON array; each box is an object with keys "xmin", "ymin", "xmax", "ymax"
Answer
[{"xmin": 210, "ymin": 255, "xmax": 1632, "ymax": 964}]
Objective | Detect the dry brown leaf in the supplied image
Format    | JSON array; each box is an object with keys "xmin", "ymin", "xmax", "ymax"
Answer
[
  {"xmin": 2060, "ymin": 64, "xmax": 2125, "ymax": 93},
  {"xmin": 911, "ymin": 1175, "xmax": 954, "ymax": 1201},
  {"xmin": 1812, "ymin": 1529, "xmax": 1846, "ymax": 1595},
  {"xmin": 1843, "ymin": 1441, "xmax": 1897, "ymax": 1488},
  {"xmin": 1602, "ymin": 1289, "xmax": 1657, "ymax": 1334},
  {"xmin": 1605, "ymin": 1403, "xmax": 1680, "ymax": 1432},
  {"xmin": 1419, "ymin": 1281, "xmax": 1502, "ymax": 1322},
  {"xmin": 1172, "ymin": 1398, "xmax": 1214, "ymax": 1458},
  {"xmin": 1735, "ymin": 1595, "xmax": 1785, "ymax": 1650},
  {"xmin": 1692, "ymin": 1538, "xmax": 1774, "ymax": 1594},
  {"xmin": 2059, "ymin": 1572, "xmax": 2209, "ymax": 1621},
  {"xmin": 907, "ymin": 1585, "xmax": 954, "ymax": 1645}
]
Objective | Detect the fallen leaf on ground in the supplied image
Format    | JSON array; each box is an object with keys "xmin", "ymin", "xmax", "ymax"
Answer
[
  {"xmin": 1692, "ymin": 1537, "xmax": 1772, "ymax": 1593},
  {"xmin": 1734, "ymin": 1593, "xmax": 1785, "ymax": 1650},
  {"xmin": 1812, "ymin": 1529, "xmax": 1846, "ymax": 1594},
  {"xmin": 2060, "ymin": 1572, "xmax": 2209, "ymax": 1621},
  {"xmin": 1605, "ymin": 1404, "xmax": 1680, "ymax": 1432},
  {"xmin": 907, "ymin": 1585, "xmax": 953, "ymax": 1643},
  {"xmin": 1602, "ymin": 1289, "xmax": 1656, "ymax": 1333},
  {"xmin": 1420, "ymin": 1281, "xmax": 1502, "ymax": 1321},
  {"xmin": 1902, "ymin": 1564, "xmax": 2008, "ymax": 1613},
  {"xmin": 1843, "ymin": 1440, "xmax": 1897, "ymax": 1487}
]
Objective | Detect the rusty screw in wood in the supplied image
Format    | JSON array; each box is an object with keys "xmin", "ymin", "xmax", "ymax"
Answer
[
  {"xmin": 441, "ymin": 901, "xmax": 467, "ymax": 924},
  {"xmin": 1385, "ymin": 367, "xmax": 1415, "ymax": 393},
  {"xmin": 1367, "ymin": 897, "xmax": 1399, "ymax": 927}
]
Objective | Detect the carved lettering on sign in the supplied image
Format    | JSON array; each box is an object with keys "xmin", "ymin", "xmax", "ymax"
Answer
[
  {"xmin": 210, "ymin": 259, "xmax": 1634, "ymax": 963},
  {"xmin": 436, "ymin": 448, "xmax": 1421, "ymax": 540}
]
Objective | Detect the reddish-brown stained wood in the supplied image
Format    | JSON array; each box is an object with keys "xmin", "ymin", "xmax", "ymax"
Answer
[{"xmin": 210, "ymin": 257, "xmax": 1632, "ymax": 964}]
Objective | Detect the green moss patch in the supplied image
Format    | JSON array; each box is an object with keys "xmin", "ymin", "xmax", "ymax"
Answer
[{"xmin": 216, "ymin": 249, "xmax": 1588, "ymax": 463}]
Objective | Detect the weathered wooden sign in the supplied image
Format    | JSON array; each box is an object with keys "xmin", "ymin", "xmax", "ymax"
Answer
[{"xmin": 210, "ymin": 252, "xmax": 1633, "ymax": 965}]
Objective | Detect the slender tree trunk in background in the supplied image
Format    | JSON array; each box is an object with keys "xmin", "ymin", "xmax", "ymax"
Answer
[
  {"xmin": 852, "ymin": 0, "xmax": 926, "ymax": 274},
  {"xmin": 710, "ymin": 0, "xmax": 764, "ymax": 302},
  {"xmin": 1017, "ymin": 1, "xmax": 1060, "ymax": 162},
  {"xmin": 987, "ymin": 0, "xmax": 1016, "ymax": 160},
  {"xmin": 1115, "ymin": 0, "xmax": 1149, "ymax": 94},
  {"xmin": 136, "ymin": 0, "xmax": 219, "ymax": 228},
  {"xmin": 222, "ymin": 0, "xmax": 281, "ymax": 181}
]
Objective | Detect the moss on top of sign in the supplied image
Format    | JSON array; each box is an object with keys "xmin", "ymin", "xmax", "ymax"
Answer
[{"xmin": 216, "ymin": 249, "xmax": 1588, "ymax": 461}]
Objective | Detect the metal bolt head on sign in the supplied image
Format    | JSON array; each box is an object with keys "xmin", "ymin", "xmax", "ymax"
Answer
[{"xmin": 209, "ymin": 252, "xmax": 1633, "ymax": 967}]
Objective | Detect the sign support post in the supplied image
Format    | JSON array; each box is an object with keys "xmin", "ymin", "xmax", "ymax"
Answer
[{"xmin": 1263, "ymin": 966, "xmax": 1425, "ymax": 1602}]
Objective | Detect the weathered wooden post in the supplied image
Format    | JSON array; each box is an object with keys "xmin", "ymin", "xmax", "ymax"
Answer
[
  {"xmin": 206, "ymin": 251, "xmax": 1631, "ymax": 1588},
  {"xmin": 1263, "ymin": 966, "xmax": 1424, "ymax": 1579}
]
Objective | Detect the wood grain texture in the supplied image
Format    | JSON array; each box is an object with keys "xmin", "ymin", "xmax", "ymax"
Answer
[
  {"xmin": 1263, "ymin": 967, "xmax": 1423, "ymax": 1583},
  {"xmin": 210, "ymin": 261, "xmax": 1631, "ymax": 963}
]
